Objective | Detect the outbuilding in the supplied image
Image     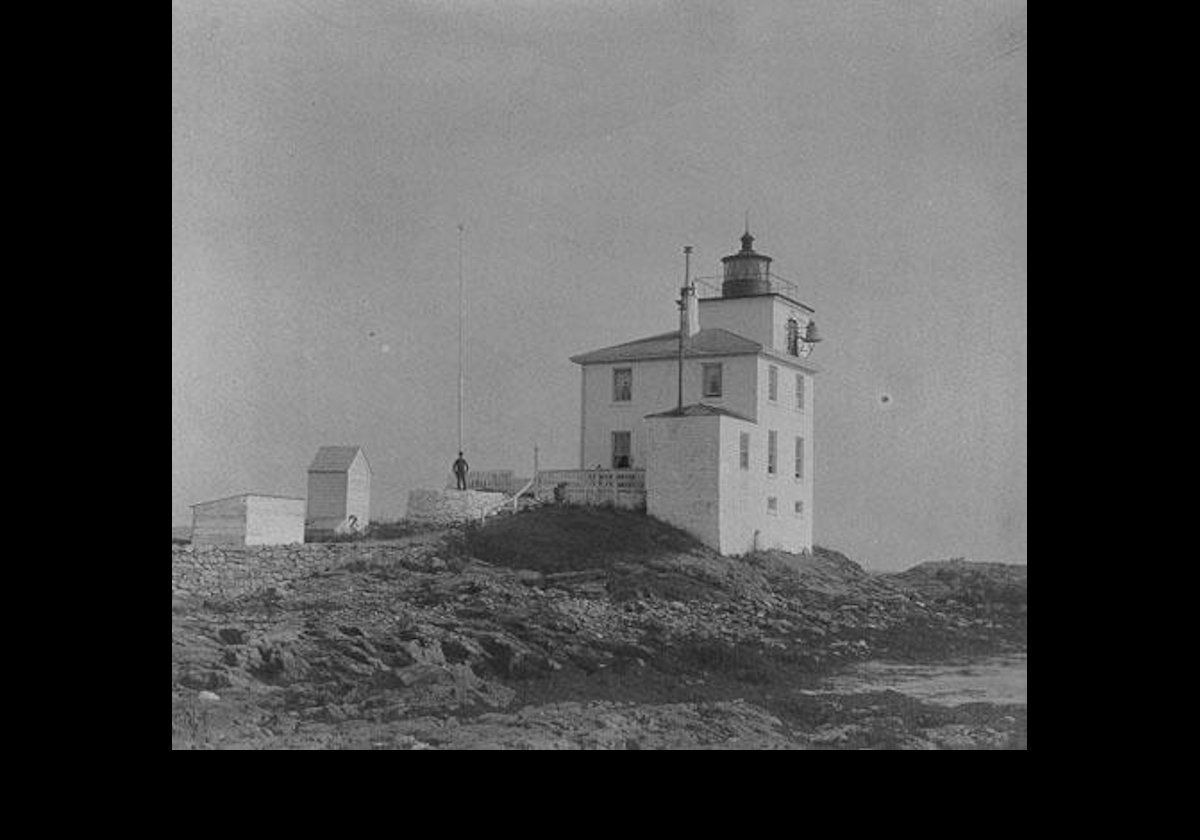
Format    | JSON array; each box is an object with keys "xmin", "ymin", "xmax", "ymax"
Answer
[
  {"xmin": 306, "ymin": 445, "xmax": 371, "ymax": 538},
  {"xmin": 190, "ymin": 494, "xmax": 306, "ymax": 547}
]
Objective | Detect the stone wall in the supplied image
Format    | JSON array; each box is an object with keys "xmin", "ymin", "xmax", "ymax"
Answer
[
  {"xmin": 172, "ymin": 543, "xmax": 356, "ymax": 601},
  {"xmin": 405, "ymin": 489, "xmax": 508, "ymax": 525},
  {"xmin": 172, "ymin": 539, "xmax": 464, "ymax": 601}
]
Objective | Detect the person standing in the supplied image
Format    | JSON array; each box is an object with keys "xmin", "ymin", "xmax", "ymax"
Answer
[{"xmin": 452, "ymin": 451, "xmax": 469, "ymax": 490}]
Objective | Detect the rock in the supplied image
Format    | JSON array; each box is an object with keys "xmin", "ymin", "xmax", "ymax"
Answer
[
  {"xmin": 400, "ymin": 638, "xmax": 446, "ymax": 666},
  {"xmin": 198, "ymin": 690, "xmax": 220, "ymax": 701},
  {"xmin": 517, "ymin": 569, "xmax": 545, "ymax": 587},
  {"xmin": 395, "ymin": 664, "xmax": 453, "ymax": 688}
]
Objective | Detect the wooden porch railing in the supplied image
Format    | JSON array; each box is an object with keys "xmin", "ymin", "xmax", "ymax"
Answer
[{"xmin": 533, "ymin": 468, "xmax": 646, "ymax": 509}]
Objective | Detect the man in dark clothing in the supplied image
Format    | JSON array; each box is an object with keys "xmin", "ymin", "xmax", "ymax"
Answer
[{"xmin": 452, "ymin": 452, "xmax": 469, "ymax": 490}]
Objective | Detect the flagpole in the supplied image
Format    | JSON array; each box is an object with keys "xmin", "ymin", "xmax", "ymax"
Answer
[{"xmin": 457, "ymin": 223, "xmax": 465, "ymax": 455}]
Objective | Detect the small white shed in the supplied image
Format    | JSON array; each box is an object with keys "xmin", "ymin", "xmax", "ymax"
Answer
[
  {"xmin": 306, "ymin": 445, "xmax": 371, "ymax": 537},
  {"xmin": 190, "ymin": 494, "xmax": 306, "ymax": 548}
]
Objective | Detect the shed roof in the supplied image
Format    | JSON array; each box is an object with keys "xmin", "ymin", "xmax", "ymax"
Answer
[
  {"xmin": 308, "ymin": 446, "xmax": 369, "ymax": 473},
  {"xmin": 644, "ymin": 403, "xmax": 755, "ymax": 422},
  {"xmin": 190, "ymin": 493, "xmax": 306, "ymax": 508}
]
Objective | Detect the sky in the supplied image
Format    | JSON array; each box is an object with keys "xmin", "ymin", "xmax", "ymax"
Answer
[{"xmin": 172, "ymin": 0, "xmax": 1027, "ymax": 570}]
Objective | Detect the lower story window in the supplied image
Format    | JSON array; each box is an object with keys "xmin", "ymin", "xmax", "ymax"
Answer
[
  {"xmin": 767, "ymin": 496, "xmax": 778, "ymax": 514},
  {"xmin": 612, "ymin": 431, "xmax": 632, "ymax": 469},
  {"xmin": 794, "ymin": 500, "xmax": 804, "ymax": 516}
]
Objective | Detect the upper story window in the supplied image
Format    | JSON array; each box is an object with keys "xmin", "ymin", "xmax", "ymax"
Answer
[
  {"xmin": 612, "ymin": 368, "xmax": 632, "ymax": 402},
  {"xmin": 768, "ymin": 365, "xmax": 778, "ymax": 401},
  {"xmin": 795, "ymin": 436, "xmax": 805, "ymax": 480},
  {"xmin": 739, "ymin": 432, "xmax": 750, "ymax": 470},
  {"xmin": 702, "ymin": 363, "xmax": 723, "ymax": 398},
  {"xmin": 796, "ymin": 374, "xmax": 806, "ymax": 411},
  {"xmin": 767, "ymin": 430, "xmax": 777, "ymax": 475},
  {"xmin": 786, "ymin": 318, "xmax": 800, "ymax": 356}
]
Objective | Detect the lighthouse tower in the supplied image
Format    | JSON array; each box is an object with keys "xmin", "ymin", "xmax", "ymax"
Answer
[{"xmin": 570, "ymin": 229, "xmax": 820, "ymax": 556}]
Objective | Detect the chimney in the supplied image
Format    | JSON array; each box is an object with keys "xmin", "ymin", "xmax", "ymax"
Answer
[{"xmin": 681, "ymin": 246, "xmax": 700, "ymax": 337}]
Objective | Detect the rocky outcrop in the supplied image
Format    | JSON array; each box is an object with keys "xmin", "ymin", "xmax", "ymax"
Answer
[
  {"xmin": 171, "ymin": 533, "xmax": 454, "ymax": 601},
  {"xmin": 887, "ymin": 558, "xmax": 1028, "ymax": 609},
  {"xmin": 172, "ymin": 509, "xmax": 1026, "ymax": 750}
]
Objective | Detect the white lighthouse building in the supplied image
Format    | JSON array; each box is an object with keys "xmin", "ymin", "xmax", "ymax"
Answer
[{"xmin": 569, "ymin": 231, "xmax": 819, "ymax": 555}]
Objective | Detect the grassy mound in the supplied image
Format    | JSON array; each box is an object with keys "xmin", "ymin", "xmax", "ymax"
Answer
[{"xmin": 461, "ymin": 506, "xmax": 707, "ymax": 573}]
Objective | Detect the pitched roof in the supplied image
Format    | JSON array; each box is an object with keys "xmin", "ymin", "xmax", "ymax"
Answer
[
  {"xmin": 569, "ymin": 328, "xmax": 761, "ymax": 365},
  {"xmin": 190, "ymin": 493, "xmax": 305, "ymax": 507},
  {"xmin": 308, "ymin": 445, "xmax": 368, "ymax": 473},
  {"xmin": 569, "ymin": 326, "xmax": 821, "ymax": 372},
  {"xmin": 644, "ymin": 403, "xmax": 754, "ymax": 422}
]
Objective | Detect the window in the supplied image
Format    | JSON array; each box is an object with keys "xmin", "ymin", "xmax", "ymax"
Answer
[
  {"xmin": 611, "ymin": 431, "xmax": 632, "ymax": 469},
  {"xmin": 702, "ymin": 363, "xmax": 723, "ymax": 398},
  {"xmin": 767, "ymin": 430, "xmax": 777, "ymax": 475},
  {"xmin": 794, "ymin": 500, "xmax": 804, "ymax": 516},
  {"xmin": 796, "ymin": 374, "xmax": 805, "ymax": 411},
  {"xmin": 612, "ymin": 368, "xmax": 632, "ymax": 402},
  {"xmin": 767, "ymin": 496, "xmax": 778, "ymax": 514},
  {"xmin": 786, "ymin": 318, "xmax": 800, "ymax": 356},
  {"xmin": 795, "ymin": 436, "xmax": 804, "ymax": 480},
  {"xmin": 739, "ymin": 432, "xmax": 750, "ymax": 470},
  {"xmin": 768, "ymin": 365, "xmax": 778, "ymax": 401}
]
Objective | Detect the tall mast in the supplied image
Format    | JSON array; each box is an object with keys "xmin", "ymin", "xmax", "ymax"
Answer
[{"xmin": 457, "ymin": 223, "xmax": 465, "ymax": 454}]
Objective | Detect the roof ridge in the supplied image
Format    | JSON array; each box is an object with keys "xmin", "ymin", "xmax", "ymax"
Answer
[
  {"xmin": 570, "ymin": 326, "xmax": 764, "ymax": 365},
  {"xmin": 190, "ymin": 492, "xmax": 306, "ymax": 506},
  {"xmin": 700, "ymin": 326, "xmax": 761, "ymax": 345},
  {"xmin": 599, "ymin": 329, "xmax": 680, "ymax": 349},
  {"xmin": 308, "ymin": 445, "xmax": 369, "ymax": 472}
]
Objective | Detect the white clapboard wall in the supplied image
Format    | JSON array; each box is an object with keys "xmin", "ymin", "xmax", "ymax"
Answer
[{"xmin": 191, "ymin": 494, "xmax": 305, "ymax": 547}]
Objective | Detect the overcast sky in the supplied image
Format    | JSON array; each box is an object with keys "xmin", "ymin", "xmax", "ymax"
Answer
[{"xmin": 172, "ymin": 0, "xmax": 1026, "ymax": 570}]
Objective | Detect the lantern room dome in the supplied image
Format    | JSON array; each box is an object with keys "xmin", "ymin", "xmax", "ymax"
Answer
[{"xmin": 720, "ymin": 230, "xmax": 773, "ymax": 297}]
